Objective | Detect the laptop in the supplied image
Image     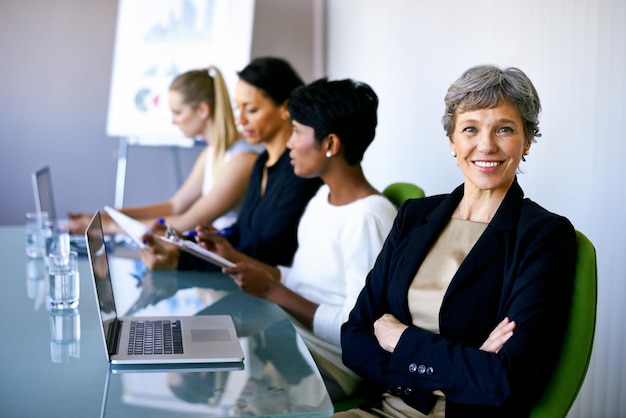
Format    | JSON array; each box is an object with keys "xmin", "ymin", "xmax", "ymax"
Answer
[
  {"xmin": 85, "ymin": 210, "xmax": 245, "ymax": 365},
  {"xmin": 31, "ymin": 165, "xmax": 87, "ymax": 254}
]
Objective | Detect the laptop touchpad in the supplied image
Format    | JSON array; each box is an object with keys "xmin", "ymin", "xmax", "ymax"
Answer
[{"xmin": 191, "ymin": 329, "xmax": 231, "ymax": 342}]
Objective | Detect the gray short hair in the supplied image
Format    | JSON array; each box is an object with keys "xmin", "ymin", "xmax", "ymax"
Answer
[{"xmin": 442, "ymin": 65, "xmax": 542, "ymax": 146}]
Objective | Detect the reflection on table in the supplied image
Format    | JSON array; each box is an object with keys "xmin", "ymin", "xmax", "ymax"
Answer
[
  {"xmin": 103, "ymin": 255, "xmax": 332, "ymax": 416},
  {"xmin": 0, "ymin": 226, "xmax": 332, "ymax": 417},
  {"xmin": 26, "ymin": 255, "xmax": 82, "ymax": 364}
]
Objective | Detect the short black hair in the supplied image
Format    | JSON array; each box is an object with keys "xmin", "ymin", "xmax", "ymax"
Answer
[
  {"xmin": 287, "ymin": 78, "xmax": 379, "ymax": 165},
  {"xmin": 237, "ymin": 57, "xmax": 304, "ymax": 105}
]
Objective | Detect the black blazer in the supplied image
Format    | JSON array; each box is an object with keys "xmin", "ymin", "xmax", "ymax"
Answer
[{"xmin": 341, "ymin": 178, "xmax": 577, "ymax": 417}]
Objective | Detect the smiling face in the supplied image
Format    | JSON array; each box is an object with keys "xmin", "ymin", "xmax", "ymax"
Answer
[
  {"xmin": 234, "ymin": 79, "xmax": 286, "ymax": 146},
  {"xmin": 286, "ymin": 120, "xmax": 327, "ymax": 178},
  {"xmin": 450, "ymin": 99, "xmax": 531, "ymax": 197},
  {"xmin": 168, "ymin": 90, "xmax": 208, "ymax": 139}
]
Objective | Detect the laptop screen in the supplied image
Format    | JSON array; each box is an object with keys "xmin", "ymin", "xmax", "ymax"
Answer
[
  {"xmin": 32, "ymin": 166, "xmax": 57, "ymax": 220},
  {"xmin": 85, "ymin": 211, "xmax": 119, "ymax": 351}
]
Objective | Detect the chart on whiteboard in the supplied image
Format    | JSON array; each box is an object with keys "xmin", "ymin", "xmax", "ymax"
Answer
[{"xmin": 106, "ymin": 0, "xmax": 254, "ymax": 145}]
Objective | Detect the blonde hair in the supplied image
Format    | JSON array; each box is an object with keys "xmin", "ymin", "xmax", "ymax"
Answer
[{"xmin": 169, "ymin": 65, "xmax": 239, "ymax": 179}]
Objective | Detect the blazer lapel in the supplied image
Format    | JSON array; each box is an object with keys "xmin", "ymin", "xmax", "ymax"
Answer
[
  {"xmin": 391, "ymin": 179, "xmax": 525, "ymax": 321},
  {"xmin": 392, "ymin": 186, "xmax": 463, "ymax": 319},
  {"xmin": 443, "ymin": 179, "xmax": 523, "ymax": 306},
  {"xmin": 444, "ymin": 226, "xmax": 503, "ymax": 296}
]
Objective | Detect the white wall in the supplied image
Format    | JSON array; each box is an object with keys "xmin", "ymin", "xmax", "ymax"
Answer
[{"xmin": 326, "ymin": 1, "xmax": 625, "ymax": 417}]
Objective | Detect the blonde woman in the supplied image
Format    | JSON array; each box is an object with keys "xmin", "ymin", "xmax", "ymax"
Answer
[{"xmin": 69, "ymin": 65, "xmax": 263, "ymax": 235}]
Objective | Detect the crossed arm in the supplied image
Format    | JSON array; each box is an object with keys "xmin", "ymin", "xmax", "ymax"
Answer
[{"xmin": 374, "ymin": 313, "xmax": 516, "ymax": 354}]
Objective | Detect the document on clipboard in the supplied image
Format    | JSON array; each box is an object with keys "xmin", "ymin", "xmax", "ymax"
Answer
[
  {"xmin": 104, "ymin": 205, "xmax": 147, "ymax": 249},
  {"xmin": 158, "ymin": 235, "xmax": 236, "ymax": 268}
]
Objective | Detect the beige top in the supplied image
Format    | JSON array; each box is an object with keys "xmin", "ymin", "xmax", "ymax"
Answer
[{"xmin": 380, "ymin": 219, "xmax": 487, "ymax": 418}]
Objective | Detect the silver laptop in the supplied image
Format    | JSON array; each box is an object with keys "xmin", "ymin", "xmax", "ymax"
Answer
[
  {"xmin": 31, "ymin": 165, "xmax": 87, "ymax": 253},
  {"xmin": 85, "ymin": 210, "xmax": 244, "ymax": 365}
]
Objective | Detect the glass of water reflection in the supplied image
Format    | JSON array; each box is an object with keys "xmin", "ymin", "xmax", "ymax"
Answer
[
  {"xmin": 48, "ymin": 251, "xmax": 79, "ymax": 309},
  {"xmin": 25, "ymin": 211, "xmax": 48, "ymax": 258},
  {"xmin": 45, "ymin": 219, "xmax": 71, "ymax": 259}
]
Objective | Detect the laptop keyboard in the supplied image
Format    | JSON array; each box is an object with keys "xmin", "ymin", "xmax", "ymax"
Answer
[{"xmin": 128, "ymin": 319, "xmax": 184, "ymax": 355}]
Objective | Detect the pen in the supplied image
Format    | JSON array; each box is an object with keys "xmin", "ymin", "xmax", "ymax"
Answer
[
  {"xmin": 178, "ymin": 225, "xmax": 233, "ymax": 239},
  {"xmin": 194, "ymin": 226, "xmax": 234, "ymax": 238},
  {"xmin": 216, "ymin": 228, "xmax": 234, "ymax": 238},
  {"xmin": 181, "ymin": 229, "xmax": 231, "ymax": 238},
  {"xmin": 142, "ymin": 219, "xmax": 167, "ymax": 244}
]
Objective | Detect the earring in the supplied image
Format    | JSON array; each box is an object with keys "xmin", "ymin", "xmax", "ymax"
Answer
[
  {"xmin": 451, "ymin": 150, "xmax": 456, "ymax": 157},
  {"xmin": 326, "ymin": 151, "xmax": 332, "ymax": 158}
]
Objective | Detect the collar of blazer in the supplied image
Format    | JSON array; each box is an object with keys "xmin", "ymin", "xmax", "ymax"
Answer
[
  {"xmin": 400, "ymin": 177, "xmax": 525, "ymax": 303},
  {"xmin": 424, "ymin": 176, "xmax": 524, "ymax": 233}
]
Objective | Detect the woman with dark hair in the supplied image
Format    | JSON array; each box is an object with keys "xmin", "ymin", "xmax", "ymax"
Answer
[
  {"xmin": 141, "ymin": 57, "xmax": 322, "ymax": 270},
  {"xmin": 338, "ymin": 65, "xmax": 577, "ymax": 417},
  {"xmin": 192, "ymin": 78, "xmax": 397, "ymax": 401}
]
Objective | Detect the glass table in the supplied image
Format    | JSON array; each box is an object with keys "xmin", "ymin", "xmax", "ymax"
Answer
[{"xmin": 0, "ymin": 226, "xmax": 333, "ymax": 417}]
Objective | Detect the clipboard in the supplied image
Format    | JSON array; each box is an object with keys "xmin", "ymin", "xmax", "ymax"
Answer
[
  {"xmin": 158, "ymin": 235, "xmax": 236, "ymax": 268},
  {"xmin": 104, "ymin": 205, "xmax": 147, "ymax": 249}
]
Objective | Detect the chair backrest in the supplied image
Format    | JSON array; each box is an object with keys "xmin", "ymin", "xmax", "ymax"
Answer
[
  {"xmin": 382, "ymin": 182, "xmax": 425, "ymax": 208},
  {"xmin": 530, "ymin": 230, "xmax": 597, "ymax": 418}
]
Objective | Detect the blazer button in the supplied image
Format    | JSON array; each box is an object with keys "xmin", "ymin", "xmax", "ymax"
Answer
[
  {"xmin": 409, "ymin": 363, "xmax": 418, "ymax": 373},
  {"xmin": 403, "ymin": 387, "xmax": 413, "ymax": 396},
  {"xmin": 418, "ymin": 364, "xmax": 426, "ymax": 374},
  {"xmin": 426, "ymin": 366, "xmax": 434, "ymax": 375},
  {"xmin": 394, "ymin": 386, "xmax": 403, "ymax": 396}
]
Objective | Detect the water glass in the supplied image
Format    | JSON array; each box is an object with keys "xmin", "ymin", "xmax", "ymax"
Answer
[
  {"xmin": 45, "ymin": 219, "xmax": 71, "ymax": 258},
  {"xmin": 48, "ymin": 251, "xmax": 80, "ymax": 309},
  {"xmin": 25, "ymin": 211, "xmax": 48, "ymax": 257},
  {"xmin": 49, "ymin": 307, "xmax": 81, "ymax": 363},
  {"xmin": 26, "ymin": 256, "xmax": 47, "ymax": 310}
]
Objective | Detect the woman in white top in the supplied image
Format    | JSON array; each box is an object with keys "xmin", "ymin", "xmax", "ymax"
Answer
[
  {"xmin": 68, "ymin": 65, "xmax": 262, "ymax": 234},
  {"xmin": 191, "ymin": 78, "xmax": 397, "ymax": 401}
]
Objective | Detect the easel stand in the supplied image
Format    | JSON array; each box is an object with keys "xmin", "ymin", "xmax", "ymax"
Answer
[{"xmin": 114, "ymin": 136, "xmax": 204, "ymax": 208}]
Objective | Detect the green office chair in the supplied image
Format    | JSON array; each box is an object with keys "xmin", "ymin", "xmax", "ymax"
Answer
[
  {"xmin": 334, "ymin": 231, "xmax": 597, "ymax": 415},
  {"xmin": 382, "ymin": 182, "xmax": 425, "ymax": 208},
  {"xmin": 529, "ymin": 230, "xmax": 597, "ymax": 418}
]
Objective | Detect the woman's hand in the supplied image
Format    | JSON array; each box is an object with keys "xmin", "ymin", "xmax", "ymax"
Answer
[
  {"xmin": 140, "ymin": 223, "xmax": 180, "ymax": 270},
  {"xmin": 374, "ymin": 313, "xmax": 409, "ymax": 353},
  {"xmin": 480, "ymin": 317, "xmax": 516, "ymax": 353},
  {"xmin": 68, "ymin": 211, "xmax": 120, "ymax": 235},
  {"xmin": 222, "ymin": 261, "xmax": 279, "ymax": 299},
  {"xmin": 223, "ymin": 261, "xmax": 317, "ymax": 328},
  {"xmin": 67, "ymin": 212, "xmax": 91, "ymax": 235},
  {"xmin": 196, "ymin": 225, "xmax": 237, "ymax": 261}
]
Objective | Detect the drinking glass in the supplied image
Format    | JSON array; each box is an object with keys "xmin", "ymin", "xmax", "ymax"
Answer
[{"xmin": 48, "ymin": 251, "xmax": 80, "ymax": 309}]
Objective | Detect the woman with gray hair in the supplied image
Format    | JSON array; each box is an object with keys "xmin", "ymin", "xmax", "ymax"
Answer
[{"xmin": 339, "ymin": 65, "xmax": 577, "ymax": 417}]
